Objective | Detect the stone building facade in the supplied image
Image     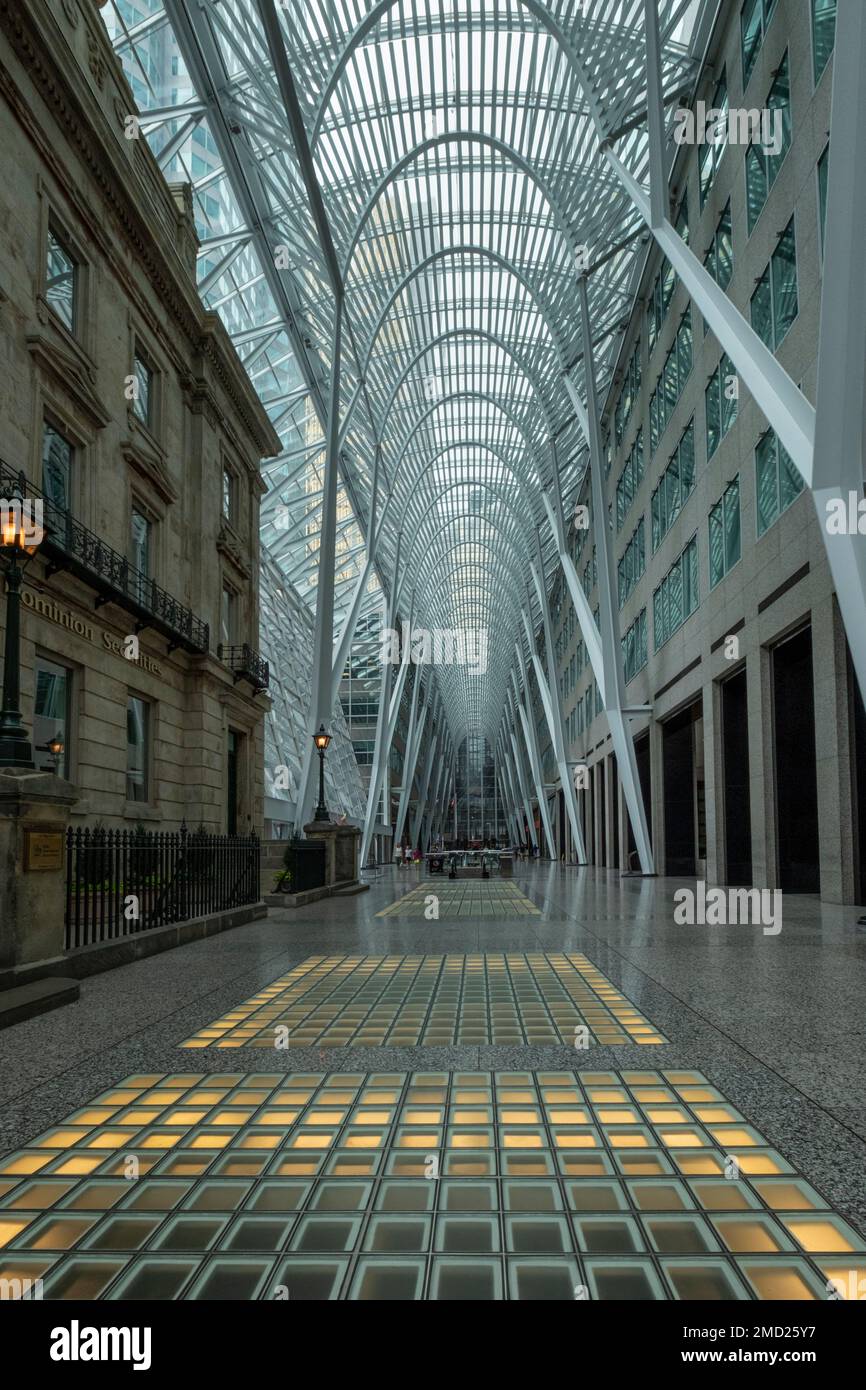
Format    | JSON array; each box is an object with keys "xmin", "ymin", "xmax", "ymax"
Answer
[
  {"xmin": 544, "ymin": 0, "xmax": 863, "ymax": 903},
  {"xmin": 0, "ymin": 0, "xmax": 280, "ymax": 835}
]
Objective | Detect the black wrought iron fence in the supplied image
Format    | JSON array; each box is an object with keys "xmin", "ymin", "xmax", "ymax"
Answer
[{"xmin": 65, "ymin": 825, "xmax": 260, "ymax": 949}]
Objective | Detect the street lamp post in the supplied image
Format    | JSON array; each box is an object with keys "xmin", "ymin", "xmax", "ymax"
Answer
[
  {"xmin": 0, "ymin": 492, "xmax": 40, "ymax": 768},
  {"xmin": 312, "ymin": 723, "xmax": 332, "ymax": 821}
]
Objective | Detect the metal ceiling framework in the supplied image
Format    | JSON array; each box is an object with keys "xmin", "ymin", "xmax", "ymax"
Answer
[
  {"xmin": 100, "ymin": 0, "xmax": 703, "ymax": 859},
  {"xmin": 101, "ymin": 1, "xmax": 863, "ymax": 868}
]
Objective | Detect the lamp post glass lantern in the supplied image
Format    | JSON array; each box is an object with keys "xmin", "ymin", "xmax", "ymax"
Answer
[
  {"xmin": 0, "ymin": 491, "xmax": 40, "ymax": 768},
  {"xmin": 47, "ymin": 733, "xmax": 64, "ymax": 775},
  {"xmin": 36, "ymin": 733, "xmax": 64, "ymax": 776},
  {"xmin": 312, "ymin": 723, "xmax": 332, "ymax": 821}
]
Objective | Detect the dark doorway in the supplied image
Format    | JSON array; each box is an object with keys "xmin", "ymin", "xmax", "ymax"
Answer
[
  {"xmin": 772, "ymin": 626, "xmax": 820, "ymax": 893},
  {"xmin": 721, "ymin": 668, "xmax": 753, "ymax": 885},
  {"xmin": 596, "ymin": 760, "xmax": 606, "ymax": 865},
  {"xmin": 558, "ymin": 788, "xmax": 566, "ymax": 859},
  {"xmin": 227, "ymin": 729, "xmax": 239, "ymax": 835},
  {"xmin": 851, "ymin": 656, "xmax": 866, "ymax": 905},
  {"xmin": 627, "ymin": 732, "xmax": 653, "ymax": 867},
  {"xmin": 662, "ymin": 702, "xmax": 701, "ymax": 875},
  {"xmin": 610, "ymin": 754, "xmax": 620, "ymax": 869}
]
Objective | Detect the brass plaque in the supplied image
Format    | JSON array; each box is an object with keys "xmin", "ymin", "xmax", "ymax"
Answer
[{"xmin": 24, "ymin": 830, "xmax": 64, "ymax": 872}]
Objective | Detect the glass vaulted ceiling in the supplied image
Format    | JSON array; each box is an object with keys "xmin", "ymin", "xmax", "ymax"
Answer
[{"xmin": 101, "ymin": 0, "xmax": 701, "ymax": 748}]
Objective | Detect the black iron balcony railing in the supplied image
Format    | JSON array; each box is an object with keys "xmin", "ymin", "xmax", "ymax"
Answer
[
  {"xmin": 218, "ymin": 642, "xmax": 270, "ymax": 691},
  {"xmin": 1, "ymin": 461, "xmax": 209, "ymax": 654}
]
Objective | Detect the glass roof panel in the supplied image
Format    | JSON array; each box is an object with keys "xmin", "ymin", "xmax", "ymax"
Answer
[{"xmin": 101, "ymin": 0, "xmax": 702, "ymax": 745}]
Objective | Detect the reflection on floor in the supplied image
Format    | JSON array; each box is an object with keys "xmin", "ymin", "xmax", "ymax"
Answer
[
  {"xmin": 0, "ymin": 1070, "xmax": 861, "ymax": 1300},
  {"xmin": 376, "ymin": 880, "xmax": 540, "ymax": 918},
  {"xmin": 179, "ymin": 953, "xmax": 667, "ymax": 1049}
]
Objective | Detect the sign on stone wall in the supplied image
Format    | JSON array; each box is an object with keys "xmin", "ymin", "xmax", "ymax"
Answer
[
  {"xmin": 21, "ymin": 588, "xmax": 163, "ymax": 675},
  {"xmin": 23, "ymin": 829, "xmax": 65, "ymax": 872}
]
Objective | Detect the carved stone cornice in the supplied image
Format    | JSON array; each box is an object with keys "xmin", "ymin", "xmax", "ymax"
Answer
[
  {"xmin": 26, "ymin": 329, "xmax": 110, "ymax": 429},
  {"xmin": 216, "ymin": 524, "xmax": 252, "ymax": 581},
  {"xmin": 179, "ymin": 368, "xmax": 223, "ymax": 432},
  {"xmin": 120, "ymin": 434, "xmax": 178, "ymax": 507}
]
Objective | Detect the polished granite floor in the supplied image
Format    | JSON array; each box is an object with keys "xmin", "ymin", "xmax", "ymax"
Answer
[{"xmin": 1, "ymin": 864, "xmax": 866, "ymax": 1299}]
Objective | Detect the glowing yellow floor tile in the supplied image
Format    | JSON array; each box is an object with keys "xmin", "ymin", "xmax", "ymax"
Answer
[
  {"xmin": 1, "ymin": 1068, "xmax": 856, "ymax": 1300},
  {"xmin": 179, "ymin": 952, "xmax": 666, "ymax": 1048},
  {"xmin": 376, "ymin": 880, "xmax": 541, "ymax": 919}
]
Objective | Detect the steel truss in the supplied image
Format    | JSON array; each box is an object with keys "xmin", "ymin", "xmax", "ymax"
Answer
[{"xmin": 99, "ymin": 1, "xmax": 861, "ymax": 861}]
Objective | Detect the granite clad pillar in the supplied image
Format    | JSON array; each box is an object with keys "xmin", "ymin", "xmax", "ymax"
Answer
[{"xmin": 0, "ymin": 769, "xmax": 78, "ymax": 969}]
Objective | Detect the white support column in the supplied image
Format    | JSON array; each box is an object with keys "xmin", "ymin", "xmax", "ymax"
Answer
[
  {"xmin": 569, "ymin": 278, "xmax": 654, "ymax": 874},
  {"xmin": 512, "ymin": 652, "xmax": 556, "ymax": 858},
  {"xmin": 497, "ymin": 728, "xmax": 519, "ymax": 839},
  {"xmin": 507, "ymin": 677, "xmax": 535, "ymax": 839},
  {"xmin": 298, "ymin": 296, "xmax": 343, "ymax": 832},
  {"xmin": 527, "ymin": 553, "xmax": 588, "ymax": 862},
  {"xmin": 424, "ymin": 731, "xmax": 447, "ymax": 850},
  {"xmin": 643, "ymin": 0, "xmax": 668, "ymax": 231},
  {"xmin": 508, "ymin": 793, "xmax": 523, "ymax": 849},
  {"xmin": 359, "ymin": 594, "xmax": 413, "ymax": 868},
  {"xmin": 338, "ymin": 379, "xmax": 365, "ymax": 452},
  {"xmin": 510, "ymin": 721, "xmax": 535, "ymax": 848},
  {"xmin": 433, "ymin": 733, "xmax": 450, "ymax": 841},
  {"xmin": 506, "ymin": 734, "xmax": 527, "ymax": 845},
  {"xmin": 542, "ymin": 491, "xmax": 605, "ymax": 701},
  {"xmin": 330, "ymin": 558, "xmax": 374, "ymax": 708},
  {"xmin": 495, "ymin": 730, "xmax": 514, "ymax": 842},
  {"xmin": 382, "ymin": 754, "xmax": 391, "ymax": 851},
  {"xmin": 394, "ymin": 675, "xmax": 426, "ymax": 847},
  {"xmin": 360, "ymin": 658, "xmax": 392, "ymax": 868},
  {"xmin": 524, "ymin": 630, "xmax": 584, "ymax": 858},
  {"xmin": 432, "ymin": 728, "xmax": 448, "ymax": 843},
  {"xmin": 812, "ymin": 0, "xmax": 866, "ymax": 707},
  {"xmin": 495, "ymin": 730, "xmax": 514, "ymax": 838},
  {"xmin": 516, "ymin": 699, "xmax": 555, "ymax": 858},
  {"xmin": 411, "ymin": 711, "xmax": 439, "ymax": 847},
  {"xmin": 439, "ymin": 748, "xmax": 454, "ymax": 845},
  {"xmin": 507, "ymin": 709, "xmax": 538, "ymax": 851},
  {"xmin": 329, "ymin": 447, "xmax": 381, "ymax": 708},
  {"xmin": 392, "ymin": 672, "xmax": 420, "ymax": 848}
]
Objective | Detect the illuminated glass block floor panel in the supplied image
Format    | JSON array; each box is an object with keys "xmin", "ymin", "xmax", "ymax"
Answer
[
  {"xmin": 376, "ymin": 880, "xmax": 540, "ymax": 918},
  {"xmin": 179, "ymin": 953, "xmax": 667, "ymax": 1049},
  {"xmin": 0, "ymin": 1071, "xmax": 860, "ymax": 1300}
]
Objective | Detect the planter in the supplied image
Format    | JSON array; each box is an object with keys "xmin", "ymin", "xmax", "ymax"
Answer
[{"xmin": 283, "ymin": 838, "xmax": 325, "ymax": 892}]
